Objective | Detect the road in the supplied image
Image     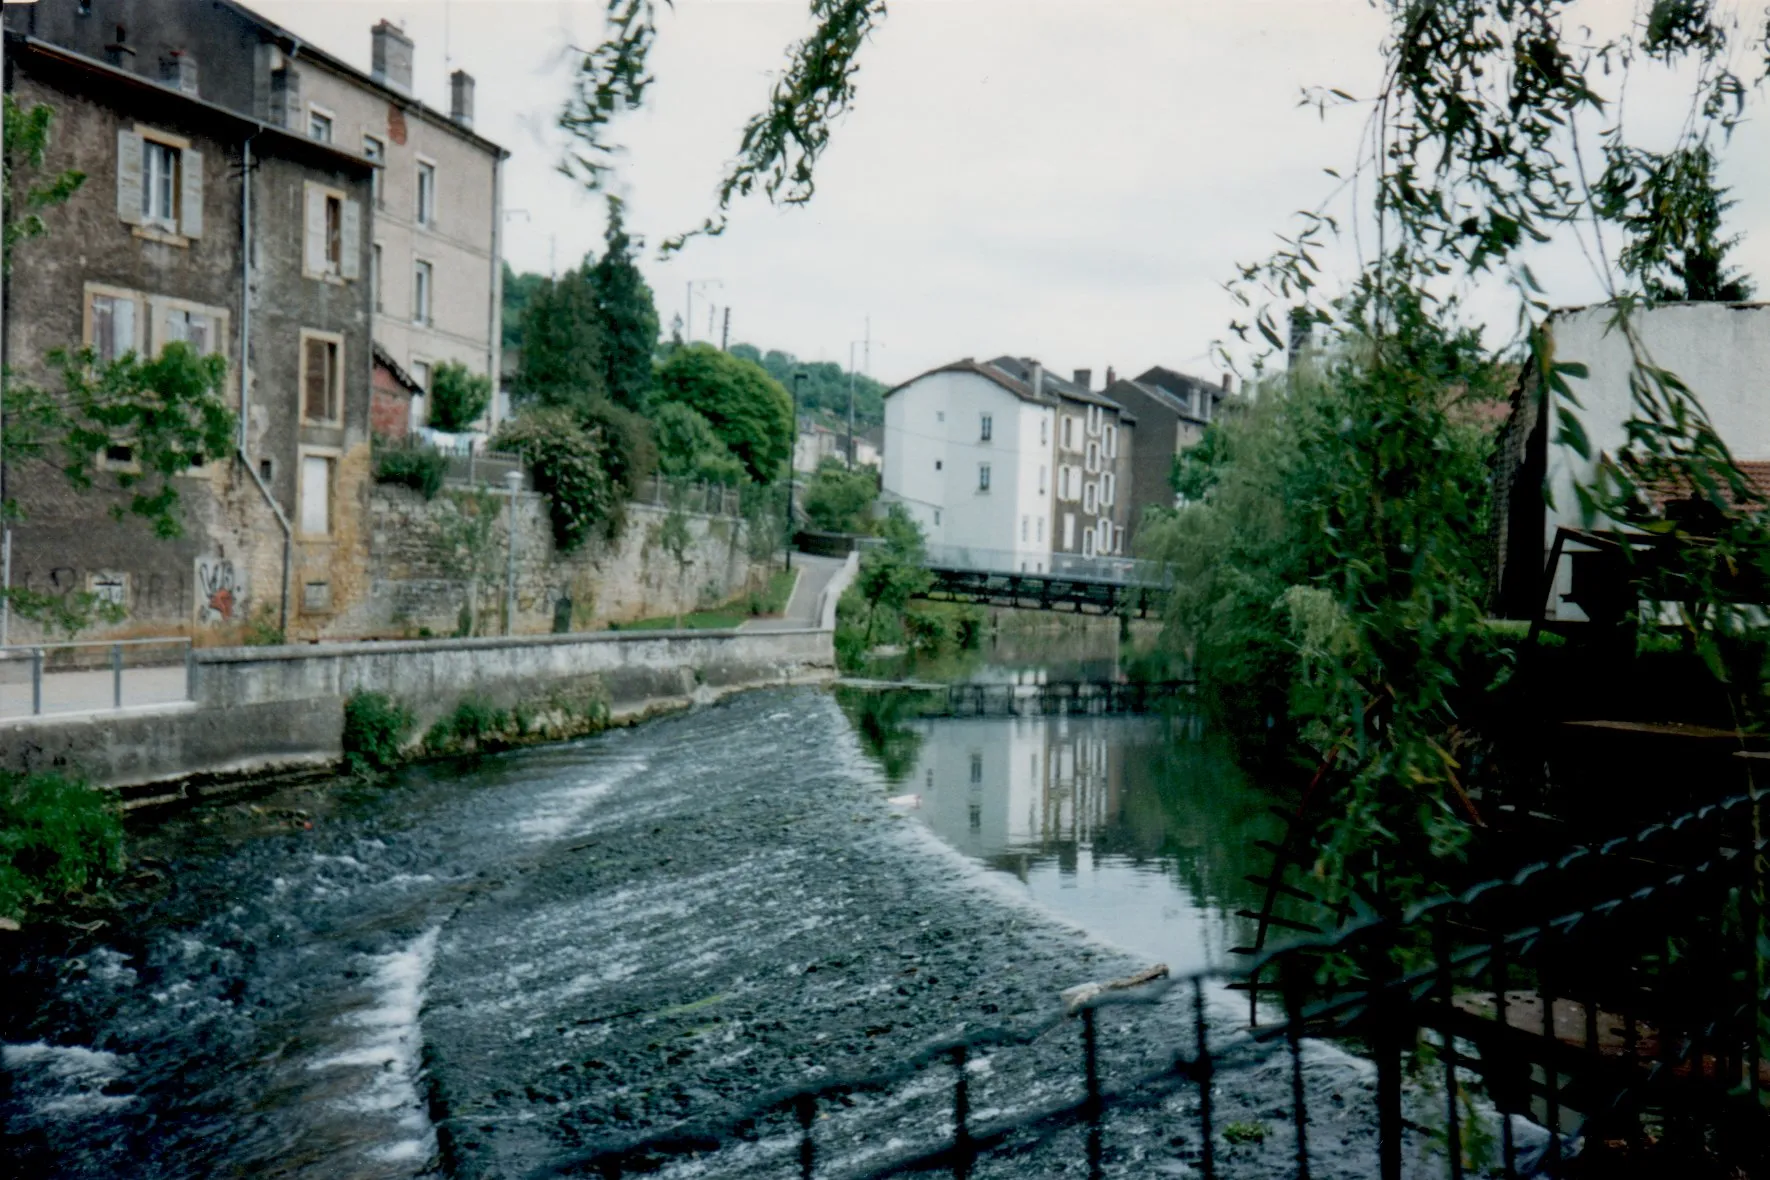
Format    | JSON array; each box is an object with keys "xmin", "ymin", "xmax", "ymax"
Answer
[{"xmin": 742, "ymin": 552, "xmax": 847, "ymax": 631}]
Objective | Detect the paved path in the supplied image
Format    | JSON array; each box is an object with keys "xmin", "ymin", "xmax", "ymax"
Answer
[
  {"xmin": 0, "ymin": 664, "xmax": 188, "ymax": 720},
  {"xmin": 742, "ymin": 552, "xmax": 846, "ymax": 631}
]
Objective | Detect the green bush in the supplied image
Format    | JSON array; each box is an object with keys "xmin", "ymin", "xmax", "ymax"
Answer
[
  {"xmin": 653, "ymin": 344, "xmax": 793, "ymax": 483},
  {"xmin": 374, "ymin": 443, "xmax": 448, "ymax": 500},
  {"xmin": 243, "ymin": 603, "xmax": 285, "ymax": 646},
  {"xmin": 427, "ymin": 361, "xmax": 494, "ymax": 432},
  {"xmin": 424, "ymin": 695, "xmax": 512, "ymax": 755},
  {"xmin": 342, "ymin": 690, "xmax": 414, "ymax": 777},
  {"xmin": 902, "ymin": 605, "xmax": 951, "ymax": 655},
  {"xmin": 496, "ymin": 408, "xmax": 622, "ymax": 550},
  {"xmin": 0, "ymin": 771, "xmax": 123, "ymax": 920},
  {"xmin": 655, "ymin": 401, "xmax": 746, "ymax": 485},
  {"xmin": 802, "ymin": 459, "xmax": 878, "ymax": 534}
]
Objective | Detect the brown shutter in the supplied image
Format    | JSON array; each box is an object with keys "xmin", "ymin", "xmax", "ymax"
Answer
[{"xmin": 304, "ymin": 337, "xmax": 329, "ymax": 419}]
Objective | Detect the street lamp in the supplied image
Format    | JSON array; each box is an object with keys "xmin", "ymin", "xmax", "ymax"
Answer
[{"xmin": 787, "ymin": 371, "xmax": 806, "ymax": 571}]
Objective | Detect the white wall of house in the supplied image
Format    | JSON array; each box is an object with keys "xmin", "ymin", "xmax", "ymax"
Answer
[
  {"xmin": 882, "ymin": 369, "xmax": 1053, "ymax": 571},
  {"xmin": 1543, "ymin": 303, "xmax": 1770, "ymax": 617}
]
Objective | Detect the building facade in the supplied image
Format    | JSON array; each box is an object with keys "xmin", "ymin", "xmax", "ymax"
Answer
[
  {"xmin": 7, "ymin": 0, "xmax": 507, "ymax": 431},
  {"xmin": 987, "ymin": 359, "xmax": 1135, "ymax": 564},
  {"xmin": 4, "ymin": 32, "xmax": 374, "ymax": 641},
  {"xmin": 881, "ymin": 359, "xmax": 1057, "ymax": 573},
  {"xmin": 1103, "ymin": 366, "xmax": 1229, "ymax": 543}
]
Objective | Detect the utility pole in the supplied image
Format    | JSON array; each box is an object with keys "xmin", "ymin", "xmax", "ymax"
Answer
[
  {"xmin": 684, "ymin": 278, "xmax": 721, "ymax": 345},
  {"xmin": 721, "ymin": 307, "xmax": 730, "ymax": 351},
  {"xmin": 787, "ymin": 372, "xmax": 806, "ymax": 571},
  {"xmin": 847, "ymin": 340, "xmax": 862, "ymax": 470}
]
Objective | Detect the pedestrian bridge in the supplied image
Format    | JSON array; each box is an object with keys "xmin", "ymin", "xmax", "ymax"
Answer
[{"xmin": 912, "ymin": 544, "xmax": 1169, "ymax": 616}]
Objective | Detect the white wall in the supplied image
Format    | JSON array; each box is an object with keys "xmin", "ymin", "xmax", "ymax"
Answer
[
  {"xmin": 882, "ymin": 370, "xmax": 1053, "ymax": 570},
  {"xmin": 1544, "ymin": 303, "xmax": 1770, "ymax": 617}
]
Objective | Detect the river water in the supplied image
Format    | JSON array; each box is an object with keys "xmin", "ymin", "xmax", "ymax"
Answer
[{"xmin": 2, "ymin": 684, "xmax": 1397, "ymax": 1179}]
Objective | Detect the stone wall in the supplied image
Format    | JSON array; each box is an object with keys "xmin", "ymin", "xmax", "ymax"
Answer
[
  {"xmin": 342, "ymin": 483, "xmax": 765, "ymax": 637},
  {"xmin": 2, "ymin": 627, "xmax": 834, "ymax": 792}
]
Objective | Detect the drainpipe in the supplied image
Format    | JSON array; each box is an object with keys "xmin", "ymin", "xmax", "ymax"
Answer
[
  {"xmin": 488, "ymin": 155, "xmax": 504, "ymax": 429},
  {"xmin": 236, "ymin": 132, "xmax": 292, "ymax": 635}
]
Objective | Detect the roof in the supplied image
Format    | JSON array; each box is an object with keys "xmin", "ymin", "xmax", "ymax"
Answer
[
  {"xmin": 373, "ymin": 343, "xmax": 425, "ymax": 395},
  {"xmin": 10, "ymin": 33, "xmax": 376, "ymax": 175},
  {"xmin": 1641, "ymin": 460, "xmax": 1770, "ymax": 511},
  {"xmin": 1137, "ymin": 366, "xmax": 1226, "ymax": 401},
  {"xmin": 884, "ymin": 358, "xmax": 1058, "ymax": 405},
  {"xmin": 984, "ymin": 357, "xmax": 1135, "ymax": 421},
  {"xmin": 1106, "ymin": 376, "xmax": 1213, "ymax": 425},
  {"xmin": 218, "ymin": 0, "xmax": 509, "ymax": 160}
]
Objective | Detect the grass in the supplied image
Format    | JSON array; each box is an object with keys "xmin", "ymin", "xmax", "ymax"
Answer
[
  {"xmin": 0, "ymin": 771, "xmax": 124, "ymax": 920},
  {"xmin": 614, "ymin": 609, "xmax": 750, "ymax": 632},
  {"xmin": 749, "ymin": 568, "xmax": 798, "ymax": 616}
]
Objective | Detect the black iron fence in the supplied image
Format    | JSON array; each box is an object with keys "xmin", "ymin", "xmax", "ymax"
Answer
[{"xmin": 532, "ymin": 790, "xmax": 1768, "ymax": 1180}]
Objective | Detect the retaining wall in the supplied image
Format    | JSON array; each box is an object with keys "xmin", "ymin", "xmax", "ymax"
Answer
[{"xmin": 1, "ymin": 627, "xmax": 834, "ymax": 795}]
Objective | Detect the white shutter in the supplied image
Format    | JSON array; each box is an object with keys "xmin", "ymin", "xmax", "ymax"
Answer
[
  {"xmin": 339, "ymin": 199, "xmax": 361, "ymax": 280},
  {"xmin": 300, "ymin": 456, "xmax": 331, "ymax": 535},
  {"xmin": 180, "ymin": 148, "xmax": 203, "ymax": 237},
  {"xmin": 303, "ymin": 184, "xmax": 326, "ymax": 275},
  {"xmin": 116, "ymin": 130, "xmax": 144, "ymax": 225}
]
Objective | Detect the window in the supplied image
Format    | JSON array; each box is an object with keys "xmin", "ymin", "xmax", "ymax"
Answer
[
  {"xmin": 1036, "ymin": 516, "xmax": 1045, "ymax": 543},
  {"xmin": 1087, "ymin": 404, "xmax": 1103, "ymax": 436},
  {"xmin": 301, "ymin": 333, "xmax": 342, "ymax": 423},
  {"xmin": 416, "ymin": 160, "xmax": 436, "ymax": 225},
  {"xmin": 1082, "ymin": 527, "xmax": 1096, "ymax": 557},
  {"xmin": 299, "ymin": 453, "xmax": 334, "ymax": 537},
  {"xmin": 933, "ymin": 509, "xmax": 941, "ymax": 526},
  {"xmin": 1038, "ymin": 465, "xmax": 1047, "ymax": 495},
  {"xmin": 162, "ymin": 307, "xmax": 214, "ymax": 357},
  {"xmin": 372, "ymin": 244, "xmax": 383, "ymax": 311},
  {"xmin": 1085, "ymin": 440, "xmax": 1101, "ymax": 474},
  {"xmin": 936, "ymin": 411, "xmax": 945, "ymax": 423},
  {"xmin": 89, "ymin": 291, "xmax": 137, "ymax": 364},
  {"xmin": 308, "ymin": 109, "xmax": 333, "ymax": 143},
  {"xmin": 363, "ymin": 135, "xmax": 384, "ymax": 206},
  {"xmin": 1021, "ymin": 516, "xmax": 1029, "ymax": 542},
  {"xmin": 303, "ymin": 182, "xmax": 360, "ymax": 280},
  {"xmin": 1096, "ymin": 519, "xmax": 1112, "ymax": 555},
  {"xmin": 1041, "ymin": 416, "xmax": 1049, "ymax": 445},
  {"xmin": 969, "ymin": 752, "xmax": 982, "ymax": 784},
  {"xmin": 1063, "ymin": 513, "xmax": 1075, "ymax": 549},
  {"xmin": 934, "ymin": 459, "xmax": 942, "ymax": 471},
  {"xmin": 1083, "ymin": 481, "xmax": 1098, "ymax": 514},
  {"xmin": 413, "ymin": 260, "xmax": 433, "ymax": 324},
  {"xmin": 1099, "ymin": 471, "xmax": 1115, "ymax": 507},
  {"xmin": 410, "ymin": 360, "xmax": 430, "ymax": 391},
  {"xmin": 143, "ymin": 140, "xmax": 178, "ymax": 229},
  {"xmin": 977, "ymin": 463, "xmax": 991, "ymax": 492},
  {"xmin": 1104, "ymin": 424, "xmax": 1118, "ymax": 459},
  {"xmin": 979, "ymin": 413, "xmax": 992, "ymax": 441}
]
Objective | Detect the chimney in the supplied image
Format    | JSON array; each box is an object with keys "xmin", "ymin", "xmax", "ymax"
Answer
[
  {"xmin": 1221, "ymin": 373, "xmax": 1234, "ymax": 396},
  {"xmin": 1072, "ymin": 368, "xmax": 1092, "ymax": 392},
  {"xmin": 270, "ymin": 64, "xmax": 302, "ymax": 130},
  {"xmin": 1288, "ymin": 306, "xmax": 1313, "ymax": 364},
  {"xmin": 450, "ymin": 69, "xmax": 475, "ymax": 128},
  {"xmin": 1030, "ymin": 361, "xmax": 1044, "ymax": 399},
  {"xmin": 160, "ymin": 49, "xmax": 199, "ymax": 97},
  {"xmin": 103, "ymin": 24, "xmax": 135, "ymax": 68},
  {"xmin": 1105, "ymin": 366, "xmax": 1116, "ymax": 387},
  {"xmin": 371, "ymin": 20, "xmax": 415, "ymax": 95}
]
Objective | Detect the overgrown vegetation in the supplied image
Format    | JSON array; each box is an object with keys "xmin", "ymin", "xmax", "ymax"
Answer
[
  {"xmin": 341, "ymin": 691, "xmax": 415, "ymax": 778},
  {"xmin": 802, "ymin": 458, "xmax": 877, "ymax": 534},
  {"xmin": 730, "ymin": 343, "xmax": 888, "ymax": 434},
  {"xmin": 424, "ymin": 696, "xmax": 513, "ymax": 756},
  {"xmin": 373, "ymin": 441, "xmax": 448, "ymax": 500},
  {"xmin": 653, "ymin": 345, "xmax": 794, "ymax": 484},
  {"xmin": 0, "ymin": 771, "xmax": 123, "ymax": 921},
  {"xmin": 495, "ymin": 409, "xmax": 622, "ymax": 551},
  {"xmin": 832, "ymin": 508, "xmax": 980, "ymax": 671}
]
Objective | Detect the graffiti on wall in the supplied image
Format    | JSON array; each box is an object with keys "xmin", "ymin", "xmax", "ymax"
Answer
[
  {"xmin": 194, "ymin": 557, "xmax": 246, "ymax": 625},
  {"xmin": 86, "ymin": 571, "xmax": 128, "ymax": 607}
]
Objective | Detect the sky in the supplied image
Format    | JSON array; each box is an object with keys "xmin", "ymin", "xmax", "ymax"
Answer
[{"xmin": 251, "ymin": 0, "xmax": 1770, "ymax": 389}]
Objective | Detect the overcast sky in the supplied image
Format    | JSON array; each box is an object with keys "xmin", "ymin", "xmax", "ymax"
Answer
[{"xmin": 252, "ymin": 0, "xmax": 1770, "ymax": 388}]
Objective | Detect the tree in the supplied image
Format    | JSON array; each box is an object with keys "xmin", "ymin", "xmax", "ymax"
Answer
[
  {"xmin": 426, "ymin": 360, "xmax": 493, "ymax": 433},
  {"xmin": 653, "ymin": 344, "xmax": 792, "ymax": 483},
  {"xmin": 852, "ymin": 505, "xmax": 932, "ymax": 643},
  {"xmin": 500, "ymin": 263, "xmax": 548, "ymax": 352},
  {"xmin": 588, "ymin": 196, "xmax": 660, "ymax": 412},
  {"xmin": 731, "ymin": 344, "xmax": 889, "ymax": 433},
  {"xmin": 654, "ymin": 401, "xmax": 745, "ymax": 485},
  {"xmin": 494, "ymin": 408, "xmax": 621, "ymax": 551},
  {"xmin": 802, "ymin": 458, "xmax": 876, "ymax": 533},
  {"xmin": 517, "ymin": 262, "xmax": 605, "ymax": 405}
]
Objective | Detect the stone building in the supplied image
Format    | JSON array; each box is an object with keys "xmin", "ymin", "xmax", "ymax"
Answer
[
  {"xmin": 6, "ymin": 0, "xmax": 508, "ymax": 430},
  {"xmin": 3, "ymin": 31, "xmax": 374, "ymax": 641},
  {"xmin": 1102, "ymin": 366, "xmax": 1229, "ymax": 543}
]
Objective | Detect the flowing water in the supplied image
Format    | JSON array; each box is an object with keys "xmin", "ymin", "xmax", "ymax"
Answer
[{"xmin": 0, "ymin": 684, "xmax": 1375, "ymax": 1179}]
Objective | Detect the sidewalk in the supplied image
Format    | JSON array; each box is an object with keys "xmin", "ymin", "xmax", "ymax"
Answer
[
  {"xmin": 742, "ymin": 554, "xmax": 847, "ymax": 631},
  {"xmin": 0, "ymin": 664, "xmax": 189, "ymax": 720}
]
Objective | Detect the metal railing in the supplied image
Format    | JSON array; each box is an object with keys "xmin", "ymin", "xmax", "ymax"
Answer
[
  {"xmin": 0, "ymin": 637, "xmax": 195, "ymax": 719},
  {"xmin": 637, "ymin": 474, "xmax": 745, "ymax": 519},
  {"xmin": 922, "ymin": 543, "xmax": 1168, "ymax": 586},
  {"xmin": 531, "ymin": 792, "xmax": 1768, "ymax": 1180}
]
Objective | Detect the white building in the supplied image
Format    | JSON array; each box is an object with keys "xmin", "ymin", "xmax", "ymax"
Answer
[
  {"xmin": 881, "ymin": 359, "xmax": 1059, "ymax": 572},
  {"xmin": 1494, "ymin": 302, "xmax": 1770, "ymax": 619}
]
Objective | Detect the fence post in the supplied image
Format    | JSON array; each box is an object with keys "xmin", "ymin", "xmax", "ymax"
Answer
[
  {"xmin": 185, "ymin": 643, "xmax": 196, "ymax": 703},
  {"xmin": 31, "ymin": 647, "xmax": 43, "ymax": 714},
  {"xmin": 111, "ymin": 643, "xmax": 122, "ymax": 709},
  {"xmin": 1366, "ymin": 939, "xmax": 1405, "ymax": 1180}
]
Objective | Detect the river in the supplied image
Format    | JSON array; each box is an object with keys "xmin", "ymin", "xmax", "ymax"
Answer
[{"xmin": 2, "ymin": 684, "xmax": 1399, "ymax": 1179}]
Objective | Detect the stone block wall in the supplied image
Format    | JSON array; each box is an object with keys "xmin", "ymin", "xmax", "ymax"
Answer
[{"xmin": 338, "ymin": 483, "xmax": 767, "ymax": 638}]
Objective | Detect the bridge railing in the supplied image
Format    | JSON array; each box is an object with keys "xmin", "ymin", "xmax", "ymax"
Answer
[{"xmin": 920, "ymin": 543, "xmax": 1168, "ymax": 586}]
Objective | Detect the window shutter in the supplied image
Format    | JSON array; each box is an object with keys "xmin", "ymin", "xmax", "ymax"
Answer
[
  {"xmin": 180, "ymin": 148, "xmax": 204, "ymax": 237},
  {"xmin": 303, "ymin": 184, "xmax": 326, "ymax": 275},
  {"xmin": 304, "ymin": 338, "xmax": 329, "ymax": 419},
  {"xmin": 339, "ymin": 200, "xmax": 361, "ymax": 280},
  {"xmin": 117, "ymin": 131, "xmax": 144, "ymax": 225}
]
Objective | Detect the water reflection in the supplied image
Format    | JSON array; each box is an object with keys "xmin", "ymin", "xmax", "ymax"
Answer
[{"xmin": 852, "ymin": 702, "xmax": 1284, "ymax": 977}]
